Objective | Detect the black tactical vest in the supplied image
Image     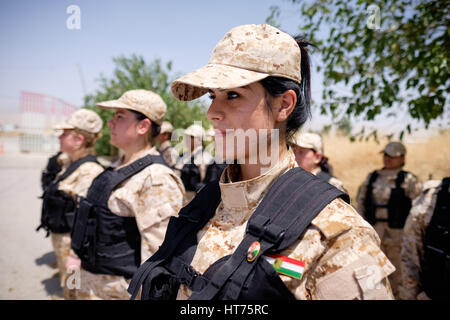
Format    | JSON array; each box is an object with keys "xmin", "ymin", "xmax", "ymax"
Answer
[
  {"xmin": 180, "ymin": 149, "xmax": 204, "ymax": 192},
  {"xmin": 71, "ymin": 154, "xmax": 167, "ymax": 279},
  {"xmin": 128, "ymin": 167, "xmax": 349, "ymax": 300},
  {"xmin": 316, "ymin": 170, "xmax": 333, "ymax": 183},
  {"xmin": 41, "ymin": 151, "xmax": 63, "ymax": 191},
  {"xmin": 421, "ymin": 177, "xmax": 450, "ymax": 300},
  {"xmin": 37, "ymin": 155, "xmax": 99, "ymax": 236},
  {"xmin": 364, "ymin": 170, "xmax": 412, "ymax": 228}
]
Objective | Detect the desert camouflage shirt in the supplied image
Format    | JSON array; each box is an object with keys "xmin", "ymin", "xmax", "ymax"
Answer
[
  {"xmin": 57, "ymin": 156, "xmax": 104, "ymax": 198},
  {"xmin": 399, "ymin": 179, "xmax": 445, "ymax": 300},
  {"xmin": 158, "ymin": 140, "xmax": 181, "ymax": 169},
  {"xmin": 177, "ymin": 149, "xmax": 395, "ymax": 300},
  {"xmin": 107, "ymin": 147, "xmax": 185, "ymax": 262},
  {"xmin": 356, "ymin": 168, "xmax": 422, "ymax": 220}
]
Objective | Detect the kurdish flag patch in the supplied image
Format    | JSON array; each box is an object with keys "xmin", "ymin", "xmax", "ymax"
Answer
[{"xmin": 263, "ymin": 254, "xmax": 305, "ymax": 280}]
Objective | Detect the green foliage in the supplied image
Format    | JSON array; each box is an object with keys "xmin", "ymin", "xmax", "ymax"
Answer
[
  {"xmin": 271, "ymin": 0, "xmax": 449, "ymax": 139},
  {"xmin": 84, "ymin": 54, "xmax": 209, "ymax": 156}
]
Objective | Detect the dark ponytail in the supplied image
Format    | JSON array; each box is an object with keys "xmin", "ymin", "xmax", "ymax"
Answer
[{"xmin": 260, "ymin": 35, "xmax": 313, "ymax": 141}]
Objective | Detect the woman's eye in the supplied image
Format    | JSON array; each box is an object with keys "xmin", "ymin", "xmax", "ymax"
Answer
[{"xmin": 227, "ymin": 91, "xmax": 239, "ymax": 99}]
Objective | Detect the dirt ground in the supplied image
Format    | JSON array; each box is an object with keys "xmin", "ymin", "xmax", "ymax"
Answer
[{"xmin": 0, "ymin": 153, "xmax": 62, "ymax": 300}]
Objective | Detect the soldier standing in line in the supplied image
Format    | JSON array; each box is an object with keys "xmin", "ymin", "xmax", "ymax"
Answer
[
  {"xmin": 399, "ymin": 177, "xmax": 449, "ymax": 300},
  {"xmin": 38, "ymin": 109, "xmax": 104, "ymax": 299},
  {"xmin": 288, "ymin": 130, "xmax": 348, "ymax": 193},
  {"xmin": 155, "ymin": 121, "xmax": 181, "ymax": 170},
  {"xmin": 128, "ymin": 24, "xmax": 395, "ymax": 300},
  {"xmin": 67, "ymin": 89, "xmax": 185, "ymax": 299},
  {"xmin": 356, "ymin": 141, "xmax": 422, "ymax": 298},
  {"xmin": 177, "ymin": 124, "xmax": 214, "ymax": 204}
]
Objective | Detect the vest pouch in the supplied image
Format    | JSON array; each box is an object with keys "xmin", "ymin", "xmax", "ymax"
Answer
[
  {"xmin": 141, "ymin": 266, "xmax": 180, "ymax": 300},
  {"xmin": 71, "ymin": 199, "xmax": 94, "ymax": 256},
  {"xmin": 387, "ymin": 187, "xmax": 412, "ymax": 229},
  {"xmin": 42, "ymin": 192, "xmax": 74, "ymax": 233},
  {"xmin": 198, "ymin": 255, "xmax": 295, "ymax": 300}
]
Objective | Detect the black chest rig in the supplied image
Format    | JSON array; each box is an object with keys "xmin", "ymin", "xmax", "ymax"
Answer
[
  {"xmin": 364, "ymin": 170, "xmax": 412, "ymax": 229},
  {"xmin": 41, "ymin": 151, "xmax": 63, "ymax": 191},
  {"xmin": 421, "ymin": 177, "xmax": 450, "ymax": 300},
  {"xmin": 180, "ymin": 151, "xmax": 203, "ymax": 192},
  {"xmin": 316, "ymin": 170, "xmax": 333, "ymax": 183},
  {"xmin": 37, "ymin": 155, "xmax": 99, "ymax": 236},
  {"xmin": 128, "ymin": 167, "xmax": 349, "ymax": 300},
  {"xmin": 71, "ymin": 154, "xmax": 166, "ymax": 279}
]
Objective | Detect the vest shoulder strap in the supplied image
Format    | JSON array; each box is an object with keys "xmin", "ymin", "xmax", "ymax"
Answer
[
  {"xmin": 395, "ymin": 170, "xmax": 407, "ymax": 188},
  {"xmin": 316, "ymin": 170, "xmax": 333, "ymax": 183},
  {"xmin": 54, "ymin": 155, "xmax": 99, "ymax": 185},
  {"xmin": 190, "ymin": 167, "xmax": 348, "ymax": 300},
  {"xmin": 127, "ymin": 180, "xmax": 222, "ymax": 299}
]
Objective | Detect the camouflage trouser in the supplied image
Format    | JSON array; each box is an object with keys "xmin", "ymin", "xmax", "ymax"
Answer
[
  {"xmin": 374, "ymin": 222, "xmax": 403, "ymax": 299},
  {"xmin": 50, "ymin": 232, "xmax": 76, "ymax": 299},
  {"xmin": 74, "ymin": 268, "xmax": 131, "ymax": 300}
]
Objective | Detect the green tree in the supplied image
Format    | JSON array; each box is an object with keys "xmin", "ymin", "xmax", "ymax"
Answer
[
  {"xmin": 84, "ymin": 54, "xmax": 209, "ymax": 156},
  {"xmin": 268, "ymin": 0, "xmax": 449, "ymax": 139}
]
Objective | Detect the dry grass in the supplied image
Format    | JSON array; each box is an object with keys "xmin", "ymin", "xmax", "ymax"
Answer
[{"xmin": 323, "ymin": 129, "xmax": 450, "ymax": 204}]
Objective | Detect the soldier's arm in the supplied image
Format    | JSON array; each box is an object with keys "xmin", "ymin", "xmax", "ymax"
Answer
[
  {"xmin": 355, "ymin": 175, "xmax": 370, "ymax": 217},
  {"xmin": 133, "ymin": 169, "xmax": 184, "ymax": 263}
]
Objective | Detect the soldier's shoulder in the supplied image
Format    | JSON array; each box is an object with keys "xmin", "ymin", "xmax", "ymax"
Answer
[
  {"xmin": 311, "ymin": 198, "xmax": 363, "ymax": 240},
  {"xmin": 421, "ymin": 179, "xmax": 442, "ymax": 192}
]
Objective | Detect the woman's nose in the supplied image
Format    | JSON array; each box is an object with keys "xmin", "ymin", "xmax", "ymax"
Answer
[{"xmin": 206, "ymin": 100, "xmax": 224, "ymax": 122}]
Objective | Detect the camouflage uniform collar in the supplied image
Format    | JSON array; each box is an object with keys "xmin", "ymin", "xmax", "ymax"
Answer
[{"xmin": 218, "ymin": 149, "xmax": 297, "ymax": 213}]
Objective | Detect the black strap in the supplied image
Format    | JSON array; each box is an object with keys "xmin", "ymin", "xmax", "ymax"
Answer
[
  {"xmin": 127, "ymin": 180, "xmax": 222, "ymax": 299},
  {"xmin": 54, "ymin": 155, "xmax": 99, "ymax": 186},
  {"xmin": 190, "ymin": 168, "xmax": 347, "ymax": 300},
  {"xmin": 395, "ymin": 170, "xmax": 407, "ymax": 189}
]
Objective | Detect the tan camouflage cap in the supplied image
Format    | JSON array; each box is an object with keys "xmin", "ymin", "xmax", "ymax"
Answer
[
  {"xmin": 289, "ymin": 131, "xmax": 323, "ymax": 154},
  {"xmin": 184, "ymin": 124, "xmax": 205, "ymax": 138},
  {"xmin": 171, "ymin": 24, "xmax": 301, "ymax": 101},
  {"xmin": 54, "ymin": 108, "xmax": 103, "ymax": 134},
  {"xmin": 382, "ymin": 141, "xmax": 406, "ymax": 157},
  {"xmin": 160, "ymin": 121, "xmax": 174, "ymax": 134},
  {"xmin": 96, "ymin": 89, "xmax": 167, "ymax": 125}
]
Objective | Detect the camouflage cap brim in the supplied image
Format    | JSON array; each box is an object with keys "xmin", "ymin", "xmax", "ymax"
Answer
[
  {"xmin": 53, "ymin": 121, "xmax": 75, "ymax": 130},
  {"xmin": 171, "ymin": 63, "xmax": 269, "ymax": 101}
]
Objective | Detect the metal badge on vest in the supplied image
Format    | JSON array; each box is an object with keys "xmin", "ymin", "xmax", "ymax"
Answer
[
  {"xmin": 128, "ymin": 167, "xmax": 349, "ymax": 300},
  {"xmin": 37, "ymin": 155, "xmax": 100, "ymax": 237},
  {"xmin": 70, "ymin": 154, "xmax": 167, "ymax": 279}
]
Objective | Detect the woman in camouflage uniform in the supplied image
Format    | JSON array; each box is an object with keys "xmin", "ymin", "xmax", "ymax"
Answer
[
  {"xmin": 39, "ymin": 109, "xmax": 104, "ymax": 299},
  {"xmin": 289, "ymin": 131, "xmax": 348, "ymax": 193},
  {"xmin": 356, "ymin": 141, "xmax": 422, "ymax": 298},
  {"xmin": 67, "ymin": 90, "xmax": 185, "ymax": 299},
  {"xmin": 129, "ymin": 24, "xmax": 395, "ymax": 300}
]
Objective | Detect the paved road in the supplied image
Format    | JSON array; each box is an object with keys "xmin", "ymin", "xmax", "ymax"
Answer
[{"xmin": 0, "ymin": 153, "xmax": 62, "ymax": 299}]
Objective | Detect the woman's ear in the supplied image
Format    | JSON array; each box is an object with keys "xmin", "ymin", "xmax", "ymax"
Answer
[
  {"xmin": 276, "ymin": 89, "xmax": 297, "ymax": 123},
  {"xmin": 313, "ymin": 151, "xmax": 323, "ymax": 165},
  {"xmin": 137, "ymin": 118, "xmax": 151, "ymax": 136},
  {"xmin": 74, "ymin": 132, "xmax": 85, "ymax": 150}
]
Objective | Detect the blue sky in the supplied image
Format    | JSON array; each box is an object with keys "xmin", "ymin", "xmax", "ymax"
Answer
[{"xmin": 0, "ymin": 0, "xmax": 304, "ymax": 108}]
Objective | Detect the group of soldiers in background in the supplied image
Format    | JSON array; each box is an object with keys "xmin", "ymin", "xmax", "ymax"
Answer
[
  {"xmin": 39, "ymin": 111, "xmax": 449, "ymax": 300},
  {"xmin": 37, "ymin": 23, "xmax": 448, "ymax": 301}
]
